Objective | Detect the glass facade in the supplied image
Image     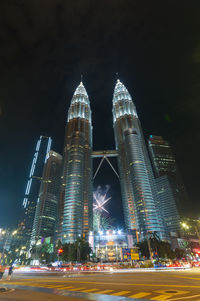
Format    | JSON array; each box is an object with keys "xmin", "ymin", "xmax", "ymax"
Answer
[
  {"xmin": 113, "ymin": 80, "xmax": 163, "ymax": 240},
  {"xmin": 62, "ymin": 82, "xmax": 93, "ymax": 243},
  {"xmin": 148, "ymin": 135, "xmax": 183, "ymax": 235},
  {"xmin": 31, "ymin": 151, "xmax": 62, "ymax": 245},
  {"xmin": 22, "ymin": 136, "xmax": 52, "ymax": 241},
  {"xmin": 155, "ymin": 175, "xmax": 180, "ymax": 235},
  {"xmin": 148, "ymin": 135, "xmax": 177, "ymax": 178}
]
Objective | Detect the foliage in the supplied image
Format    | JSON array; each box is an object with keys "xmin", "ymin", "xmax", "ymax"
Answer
[
  {"xmin": 174, "ymin": 248, "xmax": 186, "ymax": 259},
  {"xmin": 137, "ymin": 232, "xmax": 183, "ymax": 260},
  {"xmin": 30, "ymin": 242, "xmax": 55, "ymax": 264},
  {"xmin": 58, "ymin": 238, "xmax": 92, "ymax": 262}
]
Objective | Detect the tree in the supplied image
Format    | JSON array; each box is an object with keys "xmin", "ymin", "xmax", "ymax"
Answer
[
  {"xmin": 137, "ymin": 234, "xmax": 177, "ymax": 260},
  {"xmin": 57, "ymin": 238, "xmax": 92, "ymax": 262},
  {"xmin": 40, "ymin": 243, "xmax": 54, "ymax": 263},
  {"xmin": 137, "ymin": 240, "xmax": 150, "ymax": 259},
  {"xmin": 174, "ymin": 248, "xmax": 186, "ymax": 259},
  {"xmin": 76, "ymin": 238, "xmax": 91, "ymax": 262}
]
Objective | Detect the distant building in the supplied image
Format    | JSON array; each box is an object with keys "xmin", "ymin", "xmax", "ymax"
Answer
[
  {"xmin": 22, "ymin": 136, "xmax": 52, "ymax": 241},
  {"xmin": 31, "ymin": 151, "xmax": 62, "ymax": 245},
  {"xmin": 0, "ymin": 225, "xmax": 27, "ymax": 264},
  {"xmin": 148, "ymin": 135, "xmax": 187, "ymax": 236}
]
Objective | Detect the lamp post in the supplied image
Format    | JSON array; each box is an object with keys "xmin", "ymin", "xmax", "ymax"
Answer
[{"xmin": 181, "ymin": 222, "xmax": 190, "ymax": 231}]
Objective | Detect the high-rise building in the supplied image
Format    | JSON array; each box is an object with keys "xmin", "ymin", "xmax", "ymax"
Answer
[
  {"xmin": 147, "ymin": 135, "xmax": 188, "ymax": 235},
  {"xmin": 22, "ymin": 136, "xmax": 52, "ymax": 240},
  {"xmin": 148, "ymin": 135, "xmax": 176, "ymax": 178},
  {"xmin": 155, "ymin": 175, "xmax": 180, "ymax": 234},
  {"xmin": 112, "ymin": 80, "xmax": 163, "ymax": 240},
  {"xmin": 31, "ymin": 151, "xmax": 62, "ymax": 245},
  {"xmin": 61, "ymin": 82, "xmax": 93, "ymax": 243}
]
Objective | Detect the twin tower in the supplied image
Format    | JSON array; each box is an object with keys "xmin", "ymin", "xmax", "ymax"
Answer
[{"xmin": 61, "ymin": 80, "xmax": 164, "ymax": 243}]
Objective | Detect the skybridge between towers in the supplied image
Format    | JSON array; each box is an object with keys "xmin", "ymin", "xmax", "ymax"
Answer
[
  {"xmin": 92, "ymin": 150, "xmax": 119, "ymax": 179},
  {"xmin": 91, "ymin": 150, "xmax": 118, "ymax": 158}
]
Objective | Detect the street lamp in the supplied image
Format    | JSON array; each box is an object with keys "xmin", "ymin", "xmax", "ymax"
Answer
[{"xmin": 181, "ymin": 222, "xmax": 190, "ymax": 230}]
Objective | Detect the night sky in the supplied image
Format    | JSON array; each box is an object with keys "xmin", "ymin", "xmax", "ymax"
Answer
[{"xmin": 0, "ymin": 0, "xmax": 200, "ymax": 228}]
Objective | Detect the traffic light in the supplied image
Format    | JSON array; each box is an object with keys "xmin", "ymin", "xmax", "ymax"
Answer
[{"xmin": 58, "ymin": 248, "xmax": 63, "ymax": 254}]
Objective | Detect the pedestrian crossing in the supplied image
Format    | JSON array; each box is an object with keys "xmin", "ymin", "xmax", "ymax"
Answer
[{"xmin": 1, "ymin": 281, "xmax": 191, "ymax": 300}]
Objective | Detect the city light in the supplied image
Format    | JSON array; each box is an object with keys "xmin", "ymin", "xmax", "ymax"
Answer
[{"xmin": 181, "ymin": 222, "xmax": 190, "ymax": 230}]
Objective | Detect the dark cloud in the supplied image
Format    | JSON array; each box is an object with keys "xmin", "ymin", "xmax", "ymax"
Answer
[{"xmin": 0, "ymin": 0, "xmax": 200, "ymax": 227}]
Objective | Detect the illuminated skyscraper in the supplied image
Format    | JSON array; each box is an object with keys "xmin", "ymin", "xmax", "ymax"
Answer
[
  {"xmin": 148, "ymin": 135, "xmax": 177, "ymax": 178},
  {"xmin": 148, "ymin": 135, "xmax": 185, "ymax": 234},
  {"xmin": 22, "ymin": 136, "xmax": 52, "ymax": 239},
  {"xmin": 155, "ymin": 175, "xmax": 180, "ymax": 234},
  {"xmin": 61, "ymin": 82, "xmax": 93, "ymax": 243},
  {"xmin": 31, "ymin": 151, "xmax": 62, "ymax": 245},
  {"xmin": 112, "ymin": 80, "xmax": 163, "ymax": 240}
]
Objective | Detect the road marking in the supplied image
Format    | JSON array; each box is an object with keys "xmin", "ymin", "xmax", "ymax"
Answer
[
  {"xmin": 80, "ymin": 288, "xmax": 100, "ymax": 292},
  {"xmin": 54, "ymin": 285, "xmax": 73, "ymax": 288},
  {"xmin": 56, "ymin": 286, "xmax": 74, "ymax": 290},
  {"xmin": 44, "ymin": 285, "xmax": 65, "ymax": 288},
  {"xmin": 111, "ymin": 290, "xmax": 131, "ymax": 296},
  {"xmin": 151, "ymin": 290, "xmax": 189, "ymax": 300},
  {"xmin": 4, "ymin": 279, "xmax": 200, "ymax": 289},
  {"xmin": 151, "ymin": 295, "xmax": 172, "ymax": 300},
  {"xmin": 129, "ymin": 292, "xmax": 151, "ymax": 298},
  {"xmin": 173, "ymin": 276, "xmax": 200, "ymax": 281},
  {"xmin": 68, "ymin": 287, "xmax": 85, "ymax": 291},
  {"xmin": 95, "ymin": 289, "xmax": 114, "ymax": 294},
  {"xmin": 168, "ymin": 294, "xmax": 200, "ymax": 300},
  {"xmin": 154, "ymin": 290, "xmax": 189, "ymax": 296}
]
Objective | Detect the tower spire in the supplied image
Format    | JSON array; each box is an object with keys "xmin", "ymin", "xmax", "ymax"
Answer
[
  {"xmin": 113, "ymin": 79, "xmax": 132, "ymax": 102},
  {"xmin": 68, "ymin": 82, "xmax": 91, "ymax": 122}
]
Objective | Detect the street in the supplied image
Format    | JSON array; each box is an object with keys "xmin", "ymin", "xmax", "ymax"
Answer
[{"xmin": 1, "ymin": 269, "xmax": 200, "ymax": 300}]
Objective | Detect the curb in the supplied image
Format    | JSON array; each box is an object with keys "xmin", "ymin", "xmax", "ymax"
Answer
[{"xmin": 0, "ymin": 287, "xmax": 15, "ymax": 294}]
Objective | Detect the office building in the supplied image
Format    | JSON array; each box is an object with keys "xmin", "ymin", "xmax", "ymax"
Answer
[
  {"xmin": 31, "ymin": 151, "xmax": 62, "ymax": 245},
  {"xmin": 148, "ymin": 135, "xmax": 177, "ymax": 178},
  {"xmin": 148, "ymin": 135, "xmax": 187, "ymax": 235},
  {"xmin": 22, "ymin": 136, "xmax": 52, "ymax": 240},
  {"xmin": 112, "ymin": 80, "xmax": 163, "ymax": 240},
  {"xmin": 156, "ymin": 175, "xmax": 180, "ymax": 234},
  {"xmin": 61, "ymin": 82, "xmax": 93, "ymax": 243}
]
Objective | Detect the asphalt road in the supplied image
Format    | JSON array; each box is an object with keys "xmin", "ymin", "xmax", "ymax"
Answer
[{"xmin": 1, "ymin": 269, "xmax": 200, "ymax": 301}]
